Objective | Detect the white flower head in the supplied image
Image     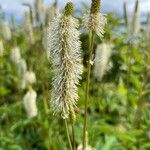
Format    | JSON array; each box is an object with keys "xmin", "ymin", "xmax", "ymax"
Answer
[
  {"xmin": 43, "ymin": 3, "xmax": 58, "ymax": 56},
  {"xmin": 24, "ymin": 11, "xmax": 34, "ymax": 44},
  {"xmin": 45, "ymin": 2, "xmax": 57, "ymax": 27},
  {"xmin": 47, "ymin": 2, "xmax": 83, "ymax": 119},
  {"xmin": 35, "ymin": 0, "xmax": 44, "ymax": 23},
  {"xmin": 24, "ymin": 71, "xmax": 36, "ymax": 86},
  {"xmin": 94, "ymin": 42, "xmax": 112, "ymax": 81},
  {"xmin": 21, "ymin": 71, "xmax": 36, "ymax": 89},
  {"xmin": 83, "ymin": 0, "xmax": 107, "ymax": 38},
  {"xmin": 23, "ymin": 89, "xmax": 38, "ymax": 118},
  {"xmin": 1, "ymin": 21, "xmax": 12, "ymax": 41},
  {"xmin": 10, "ymin": 47, "xmax": 21, "ymax": 64},
  {"xmin": 128, "ymin": 0, "xmax": 140, "ymax": 36},
  {"xmin": 0, "ymin": 40, "xmax": 4, "ymax": 57}
]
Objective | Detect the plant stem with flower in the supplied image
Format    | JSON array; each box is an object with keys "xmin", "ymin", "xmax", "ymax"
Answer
[{"xmin": 82, "ymin": 0, "xmax": 107, "ymax": 149}]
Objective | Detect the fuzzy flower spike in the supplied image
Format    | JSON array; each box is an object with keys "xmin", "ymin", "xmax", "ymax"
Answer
[
  {"xmin": 94, "ymin": 42, "xmax": 112, "ymax": 81},
  {"xmin": 48, "ymin": 2, "xmax": 83, "ymax": 119},
  {"xmin": 23, "ymin": 87, "xmax": 38, "ymax": 118},
  {"xmin": 83, "ymin": 0, "xmax": 107, "ymax": 38},
  {"xmin": 129, "ymin": 0, "xmax": 140, "ymax": 36}
]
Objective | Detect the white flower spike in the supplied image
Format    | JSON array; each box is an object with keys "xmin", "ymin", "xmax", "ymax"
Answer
[
  {"xmin": 83, "ymin": 0, "xmax": 107, "ymax": 39},
  {"xmin": 24, "ymin": 11, "xmax": 34, "ymax": 44},
  {"xmin": 35, "ymin": 0, "xmax": 44, "ymax": 24},
  {"xmin": 94, "ymin": 42, "xmax": 112, "ymax": 81},
  {"xmin": 1, "ymin": 21, "xmax": 12, "ymax": 41},
  {"xmin": 10, "ymin": 47, "xmax": 21, "ymax": 64},
  {"xmin": 21, "ymin": 71, "xmax": 36, "ymax": 89},
  {"xmin": 128, "ymin": 0, "xmax": 140, "ymax": 37},
  {"xmin": 23, "ymin": 88, "xmax": 38, "ymax": 118},
  {"xmin": 47, "ymin": 2, "xmax": 83, "ymax": 119}
]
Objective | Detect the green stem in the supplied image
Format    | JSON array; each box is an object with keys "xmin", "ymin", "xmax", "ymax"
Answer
[
  {"xmin": 64, "ymin": 119, "xmax": 73, "ymax": 150},
  {"xmin": 43, "ymin": 97, "xmax": 49, "ymax": 114},
  {"xmin": 82, "ymin": 31, "xmax": 95, "ymax": 150},
  {"xmin": 43, "ymin": 88, "xmax": 51, "ymax": 150},
  {"xmin": 46, "ymin": 122, "xmax": 51, "ymax": 150},
  {"xmin": 72, "ymin": 124, "xmax": 76, "ymax": 150}
]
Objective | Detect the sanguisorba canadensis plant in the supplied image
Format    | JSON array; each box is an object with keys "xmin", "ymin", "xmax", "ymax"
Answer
[
  {"xmin": 93, "ymin": 42, "xmax": 112, "ymax": 81},
  {"xmin": 23, "ymin": 87, "xmax": 38, "ymax": 118},
  {"xmin": 82, "ymin": 0, "xmax": 107, "ymax": 149},
  {"xmin": 24, "ymin": 11, "xmax": 34, "ymax": 44},
  {"xmin": 1, "ymin": 21, "xmax": 12, "ymax": 41},
  {"xmin": 10, "ymin": 46, "xmax": 21, "ymax": 64},
  {"xmin": 42, "ymin": 1, "xmax": 57, "ymax": 59},
  {"xmin": 21, "ymin": 71, "xmax": 36, "ymax": 89},
  {"xmin": 83, "ymin": 0, "xmax": 107, "ymax": 39},
  {"xmin": 47, "ymin": 1, "xmax": 83, "ymax": 119},
  {"xmin": 129, "ymin": 0, "xmax": 140, "ymax": 37},
  {"xmin": 47, "ymin": 1, "xmax": 83, "ymax": 149},
  {"xmin": 34, "ymin": 0, "xmax": 44, "ymax": 25}
]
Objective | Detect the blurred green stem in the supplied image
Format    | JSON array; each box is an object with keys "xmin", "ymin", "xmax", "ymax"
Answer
[
  {"xmin": 64, "ymin": 119, "xmax": 73, "ymax": 150},
  {"xmin": 83, "ymin": 31, "xmax": 95, "ymax": 150},
  {"xmin": 72, "ymin": 124, "xmax": 76, "ymax": 150},
  {"xmin": 43, "ymin": 97, "xmax": 49, "ymax": 114},
  {"xmin": 43, "ymin": 88, "xmax": 51, "ymax": 150}
]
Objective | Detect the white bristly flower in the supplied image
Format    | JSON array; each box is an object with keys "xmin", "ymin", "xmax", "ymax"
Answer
[
  {"xmin": 129, "ymin": 0, "xmax": 140, "ymax": 36},
  {"xmin": 94, "ymin": 43, "xmax": 112, "ymax": 81},
  {"xmin": 83, "ymin": 0, "xmax": 107, "ymax": 39},
  {"xmin": 10, "ymin": 47, "xmax": 21, "ymax": 64},
  {"xmin": 23, "ymin": 89, "xmax": 38, "ymax": 118},
  {"xmin": 21, "ymin": 71, "xmax": 36, "ymax": 89},
  {"xmin": 24, "ymin": 11, "xmax": 34, "ymax": 44},
  {"xmin": 42, "ymin": 3, "xmax": 57, "ymax": 58},
  {"xmin": 35, "ymin": 0, "xmax": 44, "ymax": 23},
  {"xmin": 45, "ymin": 3, "xmax": 57, "ymax": 27},
  {"xmin": 1, "ymin": 21, "xmax": 12, "ymax": 41},
  {"xmin": 47, "ymin": 2, "xmax": 83, "ymax": 119},
  {"xmin": 0, "ymin": 40, "xmax": 4, "ymax": 57}
]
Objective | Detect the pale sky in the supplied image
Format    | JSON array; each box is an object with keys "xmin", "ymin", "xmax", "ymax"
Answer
[{"xmin": 0, "ymin": 0, "xmax": 149, "ymax": 22}]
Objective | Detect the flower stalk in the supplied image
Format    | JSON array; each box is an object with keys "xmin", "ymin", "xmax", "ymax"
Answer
[
  {"xmin": 48, "ymin": 1, "xmax": 83, "ymax": 149},
  {"xmin": 71, "ymin": 110, "xmax": 76, "ymax": 150},
  {"xmin": 82, "ymin": 0, "xmax": 106, "ymax": 149},
  {"xmin": 64, "ymin": 119, "xmax": 73, "ymax": 150},
  {"xmin": 83, "ymin": 30, "xmax": 95, "ymax": 150}
]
